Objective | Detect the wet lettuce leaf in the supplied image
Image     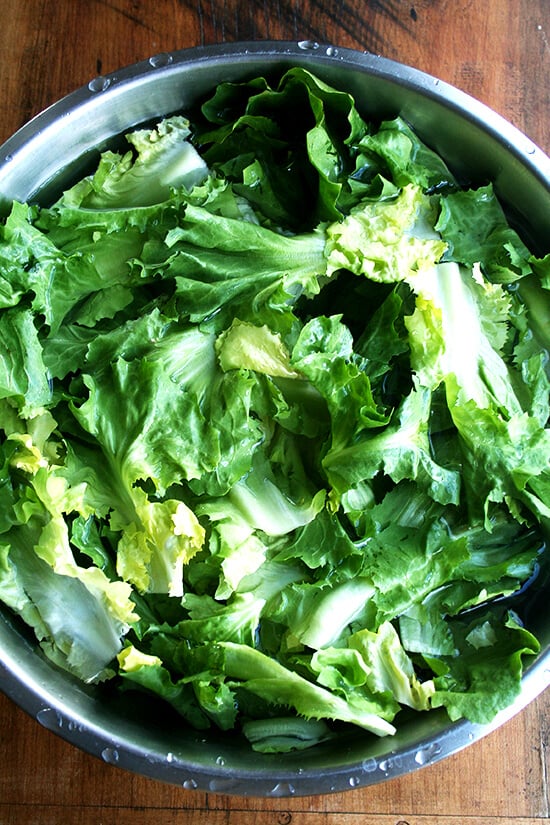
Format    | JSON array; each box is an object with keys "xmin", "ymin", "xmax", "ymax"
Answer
[{"xmin": 0, "ymin": 68, "xmax": 547, "ymax": 751}]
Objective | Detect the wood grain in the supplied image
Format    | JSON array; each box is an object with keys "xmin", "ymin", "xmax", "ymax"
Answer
[{"xmin": 0, "ymin": 1, "xmax": 549, "ymax": 823}]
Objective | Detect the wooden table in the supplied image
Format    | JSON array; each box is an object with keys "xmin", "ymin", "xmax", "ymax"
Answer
[{"xmin": 0, "ymin": 1, "xmax": 549, "ymax": 823}]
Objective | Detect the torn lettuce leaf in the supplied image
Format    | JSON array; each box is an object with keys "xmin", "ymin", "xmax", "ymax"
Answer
[{"xmin": 0, "ymin": 67, "xmax": 547, "ymax": 751}]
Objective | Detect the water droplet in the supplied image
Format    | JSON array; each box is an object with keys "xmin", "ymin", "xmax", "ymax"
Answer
[
  {"xmin": 326, "ymin": 46, "xmax": 339, "ymax": 57},
  {"xmin": 36, "ymin": 707, "xmax": 63, "ymax": 730},
  {"xmin": 215, "ymin": 755, "xmax": 225, "ymax": 766},
  {"xmin": 268, "ymin": 781, "xmax": 296, "ymax": 796},
  {"xmin": 101, "ymin": 747, "xmax": 120, "ymax": 764},
  {"xmin": 349, "ymin": 775, "xmax": 361, "ymax": 787},
  {"xmin": 297, "ymin": 40, "xmax": 320, "ymax": 51},
  {"xmin": 414, "ymin": 742, "xmax": 442, "ymax": 765},
  {"xmin": 4, "ymin": 154, "xmax": 13, "ymax": 163},
  {"xmin": 183, "ymin": 778, "xmax": 198, "ymax": 790},
  {"xmin": 66, "ymin": 720, "xmax": 84, "ymax": 733},
  {"xmin": 149, "ymin": 52, "xmax": 173, "ymax": 69},
  {"xmin": 378, "ymin": 758, "xmax": 393, "ymax": 774},
  {"xmin": 88, "ymin": 75, "xmax": 111, "ymax": 93},
  {"xmin": 361, "ymin": 757, "xmax": 378, "ymax": 773},
  {"xmin": 166, "ymin": 751, "xmax": 175, "ymax": 763}
]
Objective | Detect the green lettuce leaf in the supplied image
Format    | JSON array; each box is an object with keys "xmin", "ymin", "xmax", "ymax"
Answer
[
  {"xmin": 430, "ymin": 611, "xmax": 540, "ymax": 723},
  {"xmin": 436, "ymin": 184, "xmax": 550, "ymax": 284},
  {"xmin": 59, "ymin": 116, "xmax": 208, "ymax": 208},
  {"xmin": 0, "ymin": 66, "xmax": 547, "ymax": 749}
]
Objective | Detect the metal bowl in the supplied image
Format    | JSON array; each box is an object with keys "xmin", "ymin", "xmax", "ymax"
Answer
[{"xmin": 0, "ymin": 41, "xmax": 549, "ymax": 797}]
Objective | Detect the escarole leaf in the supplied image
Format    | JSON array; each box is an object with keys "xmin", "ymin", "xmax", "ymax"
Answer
[
  {"xmin": 430, "ymin": 611, "xmax": 540, "ymax": 723},
  {"xmin": 0, "ymin": 307, "xmax": 52, "ymax": 416},
  {"xmin": 217, "ymin": 641, "xmax": 397, "ymax": 736},
  {"xmin": 73, "ymin": 324, "xmax": 264, "ymax": 498},
  {"xmin": 291, "ymin": 314, "xmax": 390, "ymax": 445},
  {"xmin": 0, "ymin": 66, "xmax": 547, "ymax": 752},
  {"xmin": 117, "ymin": 645, "xmax": 212, "ymax": 730},
  {"xmin": 436, "ymin": 184, "xmax": 550, "ymax": 284},
  {"xmin": 322, "ymin": 382, "xmax": 461, "ymax": 505},
  {"xmin": 405, "ymin": 261, "xmax": 550, "ymax": 524},
  {"xmin": 166, "ymin": 201, "xmax": 328, "ymax": 330},
  {"xmin": 0, "ymin": 420, "xmax": 138, "ymax": 682},
  {"xmin": 111, "ymin": 485, "xmax": 205, "ymax": 597},
  {"xmin": 198, "ymin": 66, "xmax": 368, "ymax": 228},
  {"xmin": 355, "ymin": 116, "xmax": 458, "ymax": 190},
  {"xmin": 325, "ymin": 183, "xmax": 447, "ymax": 283},
  {"xmin": 216, "ymin": 319, "xmax": 302, "ymax": 379},
  {"xmin": 6, "ymin": 530, "xmax": 131, "ymax": 682},
  {"xmin": 59, "ymin": 116, "xmax": 209, "ymax": 208},
  {"xmin": 348, "ymin": 621, "xmax": 435, "ymax": 710},
  {"xmin": 242, "ymin": 716, "xmax": 335, "ymax": 754}
]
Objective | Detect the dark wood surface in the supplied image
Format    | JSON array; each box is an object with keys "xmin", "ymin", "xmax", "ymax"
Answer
[{"xmin": 0, "ymin": 1, "xmax": 549, "ymax": 823}]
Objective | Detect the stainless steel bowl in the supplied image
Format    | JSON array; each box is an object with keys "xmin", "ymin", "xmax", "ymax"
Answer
[{"xmin": 0, "ymin": 41, "xmax": 549, "ymax": 797}]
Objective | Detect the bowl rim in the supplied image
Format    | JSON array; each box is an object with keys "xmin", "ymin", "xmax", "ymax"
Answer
[{"xmin": 1, "ymin": 40, "xmax": 549, "ymax": 197}]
